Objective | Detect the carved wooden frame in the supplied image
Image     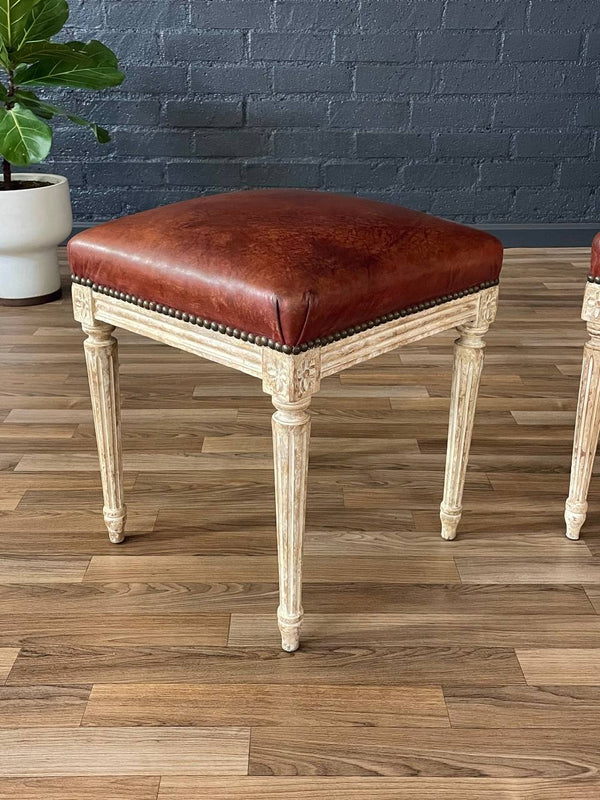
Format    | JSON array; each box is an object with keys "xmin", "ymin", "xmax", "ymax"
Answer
[
  {"xmin": 73, "ymin": 281, "xmax": 499, "ymax": 651},
  {"xmin": 565, "ymin": 281, "xmax": 600, "ymax": 540}
]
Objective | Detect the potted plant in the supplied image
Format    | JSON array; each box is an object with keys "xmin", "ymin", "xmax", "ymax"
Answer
[{"xmin": 0, "ymin": 0, "xmax": 123, "ymax": 305}]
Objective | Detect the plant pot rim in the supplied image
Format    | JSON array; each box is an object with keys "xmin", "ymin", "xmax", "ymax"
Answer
[{"xmin": 4, "ymin": 173, "xmax": 68, "ymax": 194}]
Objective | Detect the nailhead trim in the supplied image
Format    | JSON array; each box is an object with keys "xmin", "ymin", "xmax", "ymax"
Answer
[
  {"xmin": 588, "ymin": 274, "xmax": 600, "ymax": 284},
  {"xmin": 71, "ymin": 274, "xmax": 499, "ymax": 356}
]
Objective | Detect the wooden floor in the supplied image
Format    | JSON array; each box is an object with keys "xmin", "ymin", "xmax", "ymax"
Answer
[{"xmin": 1, "ymin": 248, "xmax": 600, "ymax": 798}]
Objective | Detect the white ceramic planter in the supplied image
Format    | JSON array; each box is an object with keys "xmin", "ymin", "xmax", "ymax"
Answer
[{"xmin": 0, "ymin": 173, "xmax": 73, "ymax": 305}]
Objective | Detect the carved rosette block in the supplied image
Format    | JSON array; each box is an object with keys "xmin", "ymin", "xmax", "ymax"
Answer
[
  {"xmin": 476, "ymin": 285, "xmax": 499, "ymax": 328},
  {"xmin": 582, "ymin": 282, "xmax": 600, "ymax": 324},
  {"xmin": 262, "ymin": 349, "xmax": 321, "ymax": 402},
  {"xmin": 440, "ymin": 312, "xmax": 491, "ymax": 541},
  {"xmin": 72, "ymin": 283, "xmax": 95, "ymax": 327},
  {"xmin": 565, "ymin": 295, "xmax": 600, "ymax": 540},
  {"xmin": 83, "ymin": 320, "xmax": 127, "ymax": 544}
]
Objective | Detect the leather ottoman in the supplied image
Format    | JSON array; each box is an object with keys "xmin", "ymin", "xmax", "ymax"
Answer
[{"xmin": 69, "ymin": 189, "xmax": 503, "ymax": 651}]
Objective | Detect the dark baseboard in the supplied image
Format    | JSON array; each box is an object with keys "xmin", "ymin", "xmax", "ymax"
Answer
[
  {"xmin": 67, "ymin": 222, "xmax": 599, "ymax": 249},
  {"xmin": 476, "ymin": 223, "xmax": 599, "ymax": 248}
]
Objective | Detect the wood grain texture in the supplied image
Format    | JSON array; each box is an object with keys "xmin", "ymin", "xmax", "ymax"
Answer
[
  {"xmin": 0, "ymin": 727, "xmax": 249, "ymax": 776},
  {"xmin": 228, "ymin": 613, "xmax": 600, "ymax": 648},
  {"xmin": 516, "ymin": 649, "xmax": 600, "ymax": 685},
  {"xmin": 455, "ymin": 556, "xmax": 600, "ymax": 583},
  {"xmin": 83, "ymin": 555, "xmax": 459, "ymax": 584},
  {"xmin": 248, "ymin": 726, "xmax": 600, "ymax": 777},
  {"xmin": 0, "ymin": 614, "xmax": 231, "ymax": 647},
  {"xmin": 0, "ymin": 557, "xmax": 89, "ymax": 584},
  {"xmin": 82, "ymin": 683, "xmax": 448, "ymax": 728},
  {"xmin": 445, "ymin": 685, "xmax": 600, "ymax": 728},
  {"xmin": 157, "ymin": 777, "xmax": 600, "ymax": 800},
  {"xmin": 6, "ymin": 643, "xmax": 525, "ymax": 687},
  {"xmin": 0, "ymin": 777, "xmax": 160, "ymax": 800},
  {"xmin": 0, "ymin": 686, "xmax": 90, "ymax": 727},
  {"xmin": 0, "ymin": 582, "xmax": 593, "ymax": 616},
  {"xmin": 0, "ymin": 250, "xmax": 598, "ymax": 791},
  {"xmin": 0, "ymin": 651, "xmax": 18, "ymax": 684}
]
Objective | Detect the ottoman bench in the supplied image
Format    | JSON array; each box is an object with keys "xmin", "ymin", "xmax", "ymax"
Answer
[{"xmin": 69, "ymin": 189, "xmax": 503, "ymax": 651}]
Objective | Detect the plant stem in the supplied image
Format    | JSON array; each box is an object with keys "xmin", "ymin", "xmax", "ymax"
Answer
[
  {"xmin": 2, "ymin": 69, "xmax": 14, "ymax": 189},
  {"xmin": 2, "ymin": 158, "xmax": 11, "ymax": 190}
]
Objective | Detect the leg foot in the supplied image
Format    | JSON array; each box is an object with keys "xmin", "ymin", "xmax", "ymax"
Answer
[
  {"xmin": 105, "ymin": 508, "xmax": 127, "ymax": 544},
  {"xmin": 278, "ymin": 610, "xmax": 302, "ymax": 652},
  {"xmin": 440, "ymin": 505, "xmax": 461, "ymax": 541},
  {"xmin": 565, "ymin": 501, "xmax": 587, "ymax": 541}
]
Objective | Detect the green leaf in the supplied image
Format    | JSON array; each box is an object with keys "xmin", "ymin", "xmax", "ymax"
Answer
[
  {"xmin": 14, "ymin": 89, "xmax": 110, "ymax": 142},
  {"xmin": 0, "ymin": 101, "xmax": 51, "ymax": 165},
  {"xmin": 13, "ymin": 87, "xmax": 53, "ymax": 116},
  {"xmin": 0, "ymin": 0, "xmax": 43, "ymax": 50},
  {"xmin": 17, "ymin": 0, "xmax": 68, "ymax": 48},
  {"xmin": 67, "ymin": 40, "xmax": 118, "ymax": 67},
  {"xmin": 0, "ymin": 82, "xmax": 7, "ymax": 101},
  {"xmin": 15, "ymin": 40, "xmax": 90, "ymax": 64},
  {"xmin": 14, "ymin": 39, "xmax": 124, "ymax": 89}
]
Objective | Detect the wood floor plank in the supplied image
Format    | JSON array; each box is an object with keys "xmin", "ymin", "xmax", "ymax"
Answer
[
  {"xmin": 0, "ymin": 686, "xmax": 89, "ymax": 727},
  {"xmin": 0, "ymin": 650, "xmax": 19, "ymax": 683},
  {"xmin": 516, "ymin": 649, "xmax": 600, "ymax": 685},
  {"xmin": 14, "ymin": 453, "xmax": 272, "ymax": 472},
  {"xmin": 445, "ymin": 685, "xmax": 600, "ymax": 728},
  {"xmin": 6, "ymin": 408, "xmax": 237, "ymax": 424},
  {"xmin": 0, "ymin": 727, "xmax": 249, "ymax": 776},
  {"xmin": 0, "ymin": 493, "xmax": 23, "ymax": 512},
  {"xmin": 304, "ymin": 528, "xmax": 593, "ymax": 556},
  {"xmin": 584, "ymin": 579, "xmax": 600, "ymax": 609},
  {"xmin": 83, "ymin": 555, "xmax": 459, "ymax": 584},
  {"xmin": 82, "ymin": 683, "xmax": 449, "ymax": 728},
  {"xmin": 0, "ymin": 777, "xmax": 160, "ymax": 800},
  {"xmin": 0, "ymin": 582, "xmax": 592, "ymax": 616},
  {"xmin": 456, "ymin": 557, "xmax": 600, "ymax": 584},
  {"xmin": 0, "ymin": 614, "xmax": 231, "ymax": 647},
  {"xmin": 248, "ymin": 727, "xmax": 600, "ymax": 777},
  {"xmin": 0, "ymin": 510, "xmax": 156, "ymax": 535},
  {"xmin": 5, "ymin": 643, "xmax": 525, "ymax": 687},
  {"xmin": 157, "ymin": 776, "xmax": 600, "ymax": 800},
  {"xmin": 0, "ymin": 424, "xmax": 77, "ymax": 440},
  {"xmin": 0, "ymin": 557, "xmax": 90, "ymax": 583},
  {"xmin": 228, "ymin": 613, "xmax": 600, "ymax": 648}
]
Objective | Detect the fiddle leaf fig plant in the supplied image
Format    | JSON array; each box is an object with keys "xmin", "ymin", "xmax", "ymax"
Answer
[{"xmin": 0, "ymin": 0, "xmax": 124, "ymax": 189}]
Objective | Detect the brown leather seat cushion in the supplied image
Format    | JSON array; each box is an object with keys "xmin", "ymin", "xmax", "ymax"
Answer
[
  {"xmin": 68, "ymin": 189, "xmax": 503, "ymax": 351},
  {"xmin": 590, "ymin": 233, "xmax": 600, "ymax": 279}
]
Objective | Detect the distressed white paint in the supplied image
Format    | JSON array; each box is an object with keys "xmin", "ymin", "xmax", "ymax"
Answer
[
  {"xmin": 73, "ymin": 282, "xmax": 498, "ymax": 649},
  {"xmin": 565, "ymin": 282, "xmax": 600, "ymax": 540}
]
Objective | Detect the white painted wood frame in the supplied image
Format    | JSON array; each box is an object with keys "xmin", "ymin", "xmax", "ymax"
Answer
[
  {"xmin": 565, "ymin": 282, "xmax": 600, "ymax": 540},
  {"xmin": 73, "ymin": 282, "xmax": 499, "ymax": 651}
]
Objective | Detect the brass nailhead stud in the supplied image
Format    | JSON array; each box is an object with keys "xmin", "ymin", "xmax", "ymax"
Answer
[{"xmin": 79, "ymin": 275, "xmax": 495, "ymax": 357}]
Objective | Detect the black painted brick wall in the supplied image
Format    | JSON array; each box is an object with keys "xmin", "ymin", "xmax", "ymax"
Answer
[{"xmin": 43, "ymin": 0, "xmax": 600, "ymax": 224}]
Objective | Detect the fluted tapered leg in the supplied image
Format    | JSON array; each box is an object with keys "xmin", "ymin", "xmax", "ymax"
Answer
[
  {"xmin": 440, "ymin": 320, "xmax": 488, "ymax": 541},
  {"xmin": 83, "ymin": 321, "xmax": 127, "ymax": 543},
  {"xmin": 271, "ymin": 396, "xmax": 311, "ymax": 652},
  {"xmin": 565, "ymin": 326, "xmax": 600, "ymax": 540}
]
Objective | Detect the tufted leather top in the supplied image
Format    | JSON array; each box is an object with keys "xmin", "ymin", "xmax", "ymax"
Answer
[
  {"xmin": 68, "ymin": 189, "xmax": 503, "ymax": 350},
  {"xmin": 590, "ymin": 233, "xmax": 600, "ymax": 278}
]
